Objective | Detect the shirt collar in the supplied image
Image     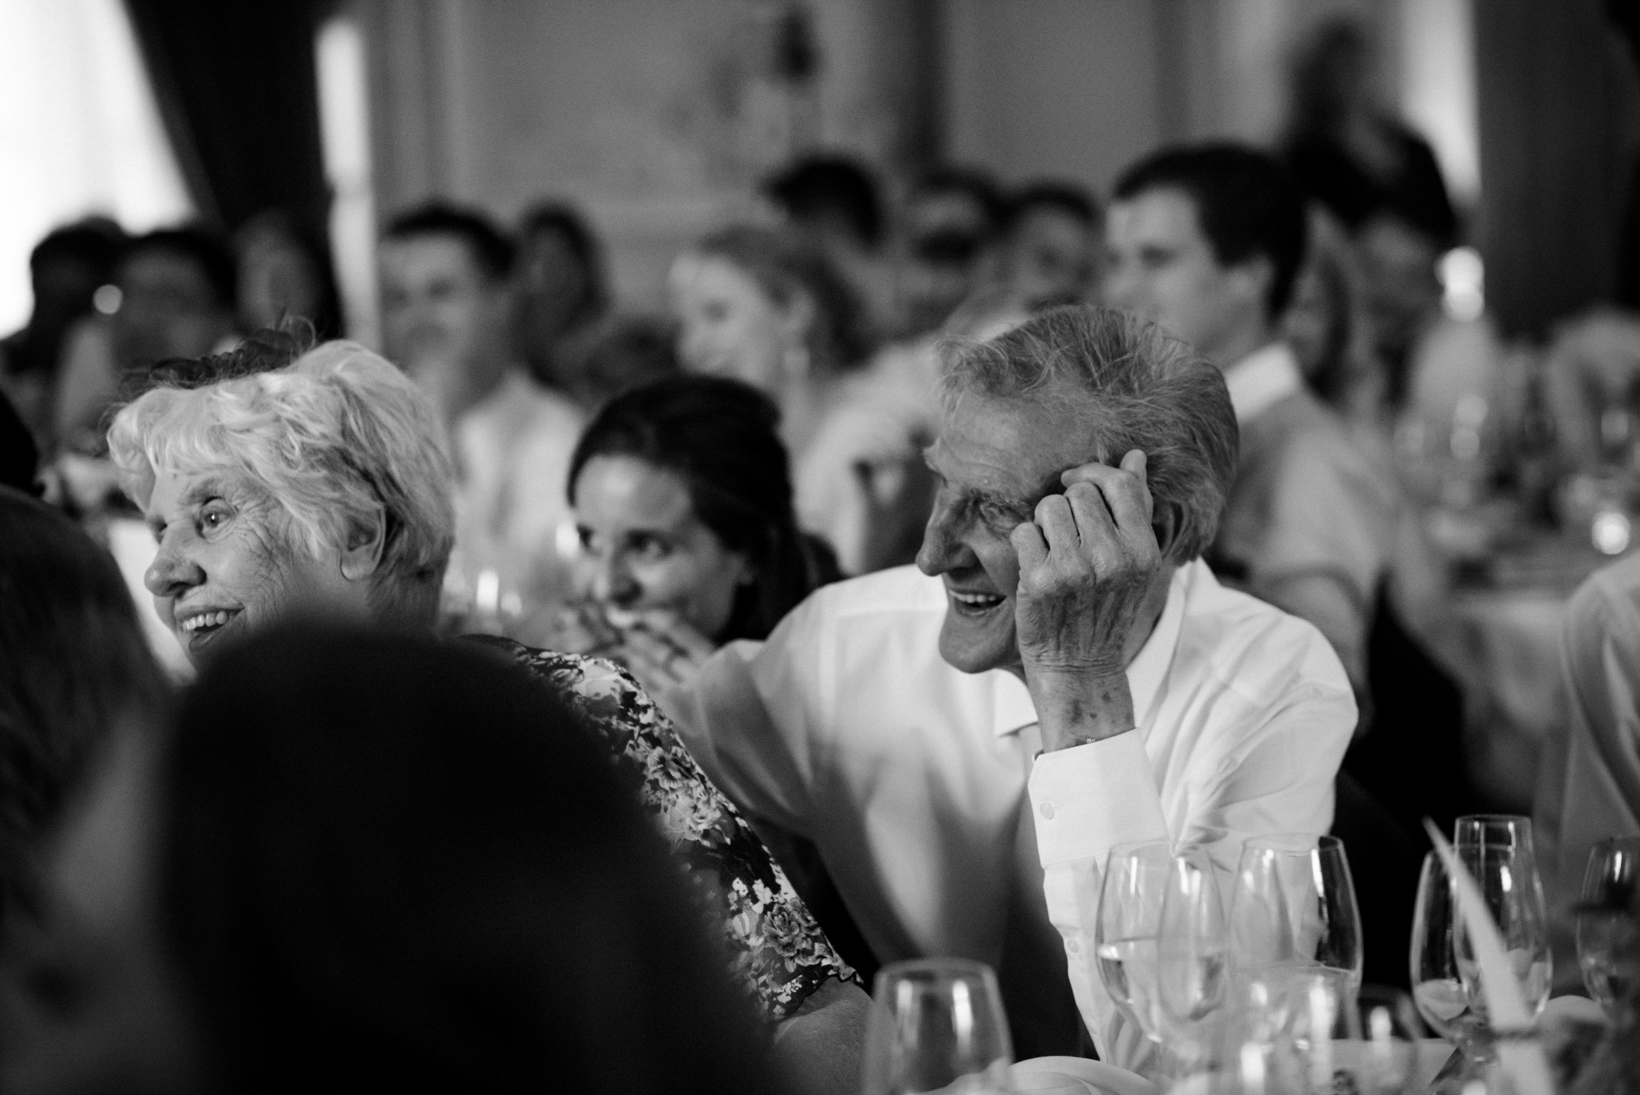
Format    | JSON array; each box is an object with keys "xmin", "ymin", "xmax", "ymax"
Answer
[
  {"xmin": 1223, "ymin": 341, "xmax": 1303, "ymax": 424},
  {"xmin": 990, "ymin": 562, "xmax": 1194, "ymax": 737}
]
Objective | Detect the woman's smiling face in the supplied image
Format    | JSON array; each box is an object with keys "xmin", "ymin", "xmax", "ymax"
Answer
[
  {"xmin": 142, "ymin": 465, "xmax": 371, "ymax": 661},
  {"xmin": 572, "ymin": 455, "xmax": 752, "ymax": 642}
]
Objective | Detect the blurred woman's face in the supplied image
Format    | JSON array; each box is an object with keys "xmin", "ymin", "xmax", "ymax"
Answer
[
  {"xmin": 668, "ymin": 254, "xmax": 800, "ymax": 392},
  {"xmin": 141, "ymin": 465, "xmax": 373, "ymax": 662},
  {"xmin": 573, "ymin": 455, "xmax": 752, "ymax": 642}
]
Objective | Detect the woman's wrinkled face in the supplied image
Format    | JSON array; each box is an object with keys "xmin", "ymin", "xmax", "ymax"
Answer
[
  {"xmin": 142, "ymin": 465, "xmax": 371, "ymax": 662},
  {"xmin": 572, "ymin": 455, "xmax": 752, "ymax": 642},
  {"xmin": 668, "ymin": 254, "xmax": 795, "ymax": 392}
]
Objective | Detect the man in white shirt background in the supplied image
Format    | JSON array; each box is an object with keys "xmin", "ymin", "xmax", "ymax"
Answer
[
  {"xmin": 379, "ymin": 204, "xmax": 585, "ymax": 613},
  {"xmin": 1103, "ymin": 143, "xmax": 1396, "ymax": 700},
  {"xmin": 670, "ymin": 305, "xmax": 1356, "ymax": 1065}
]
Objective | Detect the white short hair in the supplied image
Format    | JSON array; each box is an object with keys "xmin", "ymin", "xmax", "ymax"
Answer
[{"xmin": 108, "ymin": 341, "xmax": 455, "ymax": 625}]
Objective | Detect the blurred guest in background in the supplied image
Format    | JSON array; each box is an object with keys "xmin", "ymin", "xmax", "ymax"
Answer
[
  {"xmin": 1283, "ymin": 208, "xmax": 1388, "ymax": 434},
  {"xmin": 764, "ymin": 154, "xmax": 895, "ymax": 340},
  {"xmin": 0, "ymin": 487, "xmax": 169, "ymax": 928},
  {"xmin": 0, "ymin": 392, "xmax": 39, "ymax": 495},
  {"xmin": 1107, "ymin": 143, "xmax": 1394, "ymax": 700},
  {"xmin": 668, "ymin": 225, "xmax": 873, "ymax": 560},
  {"xmin": 513, "ymin": 200, "xmax": 611, "ymax": 398},
  {"xmin": 542, "ymin": 374, "xmax": 838, "ymax": 698},
  {"xmin": 894, "ymin": 166, "xmax": 1005, "ymax": 338},
  {"xmin": 995, "ymin": 181, "xmax": 1103, "ymax": 307},
  {"xmin": 671, "ymin": 305, "xmax": 1355, "ymax": 1065},
  {"xmin": 233, "ymin": 210, "xmax": 341, "ymax": 338},
  {"xmin": 0, "ymin": 625, "xmax": 782, "ymax": 1095},
  {"xmin": 0, "ymin": 219, "xmax": 124, "ymax": 450},
  {"xmin": 109, "ymin": 333, "xmax": 456, "ymax": 659},
  {"xmin": 1282, "ymin": 16, "xmax": 1457, "ymax": 248},
  {"xmin": 1540, "ymin": 308, "xmax": 1640, "ymax": 474},
  {"xmin": 54, "ymin": 226, "xmax": 239, "ymax": 452},
  {"xmin": 379, "ymin": 203, "xmax": 586, "ymax": 611},
  {"xmin": 568, "ymin": 315, "xmax": 680, "ymax": 411},
  {"xmin": 1535, "ymin": 549, "xmax": 1640, "ymax": 993}
]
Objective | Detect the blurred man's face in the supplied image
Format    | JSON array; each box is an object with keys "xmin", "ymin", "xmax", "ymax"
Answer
[
  {"xmin": 1355, "ymin": 215, "xmax": 1441, "ymax": 358},
  {"xmin": 112, "ymin": 251, "xmax": 232, "ymax": 372},
  {"xmin": 1003, "ymin": 206, "xmax": 1100, "ymax": 304},
  {"xmin": 897, "ymin": 190, "xmax": 994, "ymax": 335},
  {"xmin": 379, "ymin": 235, "xmax": 510, "ymax": 415},
  {"xmin": 1103, "ymin": 187, "xmax": 1262, "ymax": 365}
]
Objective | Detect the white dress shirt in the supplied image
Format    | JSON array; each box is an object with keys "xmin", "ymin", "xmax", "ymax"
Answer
[
  {"xmin": 671, "ymin": 559, "xmax": 1355, "ymax": 1067},
  {"xmin": 1222, "ymin": 341, "xmax": 1305, "ymax": 424}
]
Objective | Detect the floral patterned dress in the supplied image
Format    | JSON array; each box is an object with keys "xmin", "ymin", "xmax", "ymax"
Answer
[{"xmin": 473, "ymin": 637, "xmax": 854, "ymax": 1020}]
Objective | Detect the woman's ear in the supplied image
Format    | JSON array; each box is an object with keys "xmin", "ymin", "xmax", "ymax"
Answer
[{"xmin": 339, "ymin": 505, "xmax": 388, "ymax": 582}]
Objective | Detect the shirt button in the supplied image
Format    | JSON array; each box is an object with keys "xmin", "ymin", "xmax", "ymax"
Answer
[
  {"xmin": 1067, "ymin": 938, "xmax": 1080, "ymax": 953},
  {"xmin": 1039, "ymin": 802, "xmax": 1055, "ymax": 820}
]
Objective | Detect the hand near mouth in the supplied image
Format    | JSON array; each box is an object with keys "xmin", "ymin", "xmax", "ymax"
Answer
[{"xmin": 1009, "ymin": 449, "xmax": 1166, "ymax": 751}]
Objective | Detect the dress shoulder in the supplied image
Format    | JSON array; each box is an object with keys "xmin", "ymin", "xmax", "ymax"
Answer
[{"xmin": 469, "ymin": 636, "xmax": 856, "ymax": 1019}]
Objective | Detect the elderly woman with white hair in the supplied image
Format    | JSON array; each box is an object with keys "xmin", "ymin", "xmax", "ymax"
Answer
[{"xmin": 104, "ymin": 331, "xmax": 868, "ymax": 1093}]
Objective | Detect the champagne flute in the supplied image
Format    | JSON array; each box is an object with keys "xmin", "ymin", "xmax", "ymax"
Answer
[
  {"xmin": 861, "ymin": 958, "xmax": 1013, "ymax": 1095},
  {"xmin": 1231, "ymin": 833, "xmax": 1364, "ymax": 1025},
  {"xmin": 1451, "ymin": 815, "xmax": 1552, "ymax": 1025},
  {"xmin": 1577, "ymin": 836, "xmax": 1640, "ymax": 1015}
]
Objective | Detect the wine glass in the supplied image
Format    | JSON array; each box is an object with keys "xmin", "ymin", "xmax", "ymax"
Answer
[
  {"xmin": 1451, "ymin": 815, "xmax": 1552, "ymax": 1025},
  {"xmin": 1094, "ymin": 841, "xmax": 1227, "ymax": 1080},
  {"xmin": 1231, "ymin": 833, "xmax": 1364, "ymax": 1028},
  {"xmin": 1410, "ymin": 851, "xmax": 1486, "ymax": 1067},
  {"xmin": 861, "ymin": 958, "xmax": 1013, "ymax": 1095},
  {"xmin": 1577, "ymin": 836, "xmax": 1640, "ymax": 1016}
]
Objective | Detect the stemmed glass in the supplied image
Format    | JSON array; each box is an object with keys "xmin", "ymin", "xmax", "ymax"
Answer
[
  {"xmin": 1230, "ymin": 833, "xmax": 1364, "ymax": 1028},
  {"xmin": 1411, "ymin": 817, "xmax": 1552, "ymax": 1092},
  {"xmin": 1095, "ymin": 841, "xmax": 1229, "ymax": 1080},
  {"xmin": 1578, "ymin": 836, "xmax": 1640, "ymax": 1016},
  {"xmin": 861, "ymin": 958, "xmax": 1013, "ymax": 1095},
  {"xmin": 1452, "ymin": 816, "xmax": 1552, "ymax": 1024}
]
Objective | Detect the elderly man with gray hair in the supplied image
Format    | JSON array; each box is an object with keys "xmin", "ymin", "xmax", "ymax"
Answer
[{"xmin": 670, "ymin": 304, "xmax": 1356, "ymax": 1068}]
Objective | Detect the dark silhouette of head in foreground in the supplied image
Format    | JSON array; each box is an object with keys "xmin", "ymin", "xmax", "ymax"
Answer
[{"xmin": 0, "ymin": 626, "xmax": 776, "ymax": 1095}]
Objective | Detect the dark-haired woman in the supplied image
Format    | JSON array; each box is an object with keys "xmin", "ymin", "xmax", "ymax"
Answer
[{"xmin": 529, "ymin": 373, "xmax": 838, "ymax": 697}]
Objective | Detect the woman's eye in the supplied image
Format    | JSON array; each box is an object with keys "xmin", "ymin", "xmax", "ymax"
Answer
[
  {"xmin": 630, "ymin": 535, "xmax": 670, "ymax": 561},
  {"xmin": 198, "ymin": 501, "xmax": 233, "ymax": 535}
]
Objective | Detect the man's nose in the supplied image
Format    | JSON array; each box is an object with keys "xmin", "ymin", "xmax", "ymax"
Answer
[
  {"xmin": 145, "ymin": 534, "xmax": 204, "ymax": 599},
  {"xmin": 915, "ymin": 497, "xmax": 965, "ymax": 576}
]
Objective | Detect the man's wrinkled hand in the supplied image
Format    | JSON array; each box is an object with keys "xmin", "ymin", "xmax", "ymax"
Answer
[{"xmin": 1009, "ymin": 449, "xmax": 1163, "ymax": 684}]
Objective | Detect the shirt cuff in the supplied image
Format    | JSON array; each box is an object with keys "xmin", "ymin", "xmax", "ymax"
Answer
[{"xmin": 1027, "ymin": 731, "xmax": 1169, "ymax": 868}]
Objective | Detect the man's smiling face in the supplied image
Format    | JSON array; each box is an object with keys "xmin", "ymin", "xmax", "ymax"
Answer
[{"xmin": 916, "ymin": 387, "xmax": 1095, "ymax": 675}]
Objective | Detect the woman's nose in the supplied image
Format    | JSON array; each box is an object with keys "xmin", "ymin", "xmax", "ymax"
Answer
[
  {"xmin": 591, "ymin": 554, "xmax": 641, "ymax": 607},
  {"xmin": 145, "ymin": 534, "xmax": 204, "ymax": 598}
]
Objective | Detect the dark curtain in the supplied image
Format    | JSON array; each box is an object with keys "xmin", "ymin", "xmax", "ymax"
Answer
[{"xmin": 123, "ymin": 0, "xmax": 333, "ymax": 237}]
